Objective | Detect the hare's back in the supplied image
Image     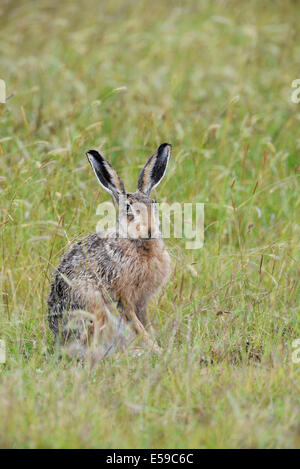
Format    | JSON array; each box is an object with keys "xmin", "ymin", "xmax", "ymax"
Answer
[{"xmin": 47, "ymin": 231, "xmax": 121, "ymax": 334}]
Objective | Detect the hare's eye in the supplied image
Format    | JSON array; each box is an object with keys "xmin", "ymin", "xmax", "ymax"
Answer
[{"xmin": 126, "ymin": 204, "xmax": 131, "ymax": 212}]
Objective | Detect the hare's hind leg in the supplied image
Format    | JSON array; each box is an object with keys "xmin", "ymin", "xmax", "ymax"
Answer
[
  {"xmin": 123, "ymin": 302, "xmax": 161, "ymax": 353},
  {"xmin": 135, "ymin": 302, "xmax": 156, "ymax": 336},
  {"xmin": 58, "ymin": 287, "xmax": 107, "ymax": 358}
]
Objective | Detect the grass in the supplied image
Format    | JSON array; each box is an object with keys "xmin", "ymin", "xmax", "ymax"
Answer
[{"xmin": 0, "ymin": 0, "xmax": 299, "ymax": 449}]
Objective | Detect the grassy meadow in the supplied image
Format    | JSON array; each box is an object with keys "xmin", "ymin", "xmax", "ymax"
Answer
[{"xmin": 0, "ymin": 0, "xmax": 299, "ymax": 448}]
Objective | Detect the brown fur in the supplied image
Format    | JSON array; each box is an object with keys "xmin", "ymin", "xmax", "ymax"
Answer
[{"xmin": 48, "ymin": 144, "xmax": 172, "ymax": 358}]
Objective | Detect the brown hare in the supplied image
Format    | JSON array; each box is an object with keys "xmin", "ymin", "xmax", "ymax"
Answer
[{"xmin": 48, "ymin": 143, "xmax": 172, "ymax": 358}]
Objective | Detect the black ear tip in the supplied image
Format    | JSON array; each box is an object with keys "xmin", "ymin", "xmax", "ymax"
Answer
[
  {"xmin": 86, "ymin": 149, "xmax": 99, "ymax": 158},
  {"xmin": 86, "ymin": 150, "xmax": 104, "ymax": 163},
  {"xmin": 158, "ymin": 143, "xmax": 172, "ymax": 152}
]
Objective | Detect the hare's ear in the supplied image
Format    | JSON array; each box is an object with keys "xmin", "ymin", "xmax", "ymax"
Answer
[
  {"xmin": 86, "ymin": 150, "xmax": 125, "ymax": 202},
  {"xmin": 138, "ymin": 143, "xmax": 171, "ymax": 196}
]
